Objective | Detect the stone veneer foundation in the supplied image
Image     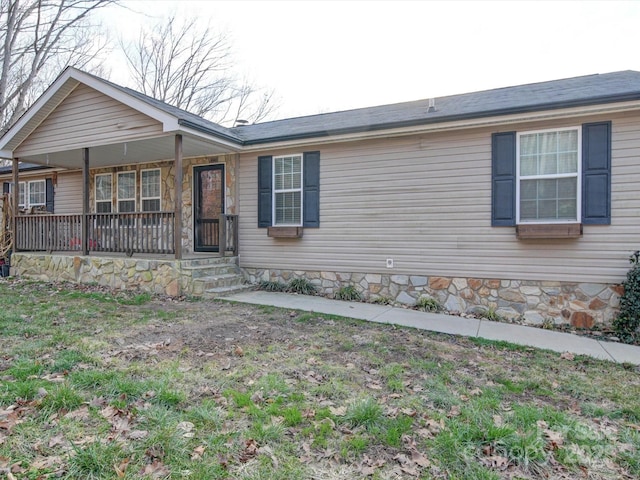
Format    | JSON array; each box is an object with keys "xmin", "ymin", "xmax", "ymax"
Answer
[{"xmin": 243, "ymin": 268, "xmax": 622, "ymax": 328}]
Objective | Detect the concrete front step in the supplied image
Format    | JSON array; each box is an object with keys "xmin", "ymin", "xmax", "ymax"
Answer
[
  {"xmin": 200, "ymin": 273, "xmax": 246, "ymax": 290},
  {"xmin": 182, "ymin": 264, "xmax": 238, "ymax": 278},
  {"xmin": 205, "ymin": 284, "xmax": 255, "ymax": 297}
]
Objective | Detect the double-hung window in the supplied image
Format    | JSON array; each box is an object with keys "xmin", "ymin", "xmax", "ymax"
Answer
[
  {"xmin": 95, "ymin": 174, "xmax": 112, "ymax": 213},
  {"xmin": 28, "ymin": 180, "xmax": 46, "ymax": 208},
  {"xmin": 492, "ymin": 121, "xmax": 610, "ymax": 230},
  {"xmin": 141, "ymin": 169, "xmax": 161, "ymax": 226},
  {"xmin": 141, "ymin": 169, "xmax": 161, "ymax": 212},
  {"xmin": 273, "ymin": 155, "xmax": 303, "ymax": 226},
  {"xmin": 517, "ymin": 127, "xmax": 580, "ymax": 223},
  {"xmin": 117, "ymin": 171, "xmax": 136, "ymax": 227},
  {"xmin": 18, "ymin": 182, "xmax": 26, "ymax": 208},
  {"xmin": 16, "ymin": 180, "xmax": 45, "ymax": 209},
  {"xmin": 258, "ymin": 151, "xmax": 320, "ymax": 229},
  {"xmin": 117, "ymin": 172, "xmax": 136, "ymax": 213}
]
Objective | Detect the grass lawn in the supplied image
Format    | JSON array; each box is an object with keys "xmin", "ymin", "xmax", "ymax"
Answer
[{"xmin": 0, "ymin": 279, "xmax": 639, "ymax": 479}]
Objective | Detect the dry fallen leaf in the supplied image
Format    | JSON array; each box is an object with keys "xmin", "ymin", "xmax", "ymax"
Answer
[
  {"xmin": 140, "ymin": 459, "xmax": 170, "ymax": 478},
  {"xmin": 191, "ymin": 445, "xmax": 206, "ymax": 460},
  {"xmin": 329, "ymin": 406, "xmax": 347, "ymax": 416},
  {"xmin": 447, "ymin": 405, "xmax": 461, "ymax": 418},
  {"xmin": 176, "ymin": 421, "xmax": 195, "ymax": 438},
  {"xmin": 127, "ymin": 430, "xmax": 149, "ymax": 440},
  {"xmin": 114, "ymin": 457, "xmax": 130, "ymax": 478},
  {"xmin": 560, "ymin": 352, "xmax": 575, "ymax": 361}
]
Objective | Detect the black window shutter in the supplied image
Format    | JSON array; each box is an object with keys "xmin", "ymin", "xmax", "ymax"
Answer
[
  {"xmin": 582, "ymin": 122, "xmax": 611, "ymax": 225},
  {"xmin": 303, "ymin": 151, "xmax": 320, "ymax": 227},
  {"xmin": 257, "ymin": 156, "xmax": 272, "ymax": 227},
  {"xmin": 2, "ymin": 182, "xmax": 8, "ymax": 194},
  {"xmin": 45, "ymin": 178, "xmax": 54, "ymax": 213},
  {"xmin": 491, "ymin": 132, "xmax": 516, "ymax": 226}
]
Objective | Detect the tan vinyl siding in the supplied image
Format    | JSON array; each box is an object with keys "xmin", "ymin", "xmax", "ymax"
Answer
[
  {"xmin": 54, "ymin": 172, "xmax": 82, "ymax": 214},
  {"xmin": 15, "ymin": 84, "xmax": 163, "ymax": 157},
  {"xmin": 238, "ymin": 110, "xmax": 640, "ymax": 285}
]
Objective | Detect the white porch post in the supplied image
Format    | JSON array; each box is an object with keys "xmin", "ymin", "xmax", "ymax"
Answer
[
  {"xmin": 82, "ymin": 148, "xmax": 89, "ymax": 256},
  {"xmin": 174, "ymin": 134, "xmax": 183, "ymax": 260}
]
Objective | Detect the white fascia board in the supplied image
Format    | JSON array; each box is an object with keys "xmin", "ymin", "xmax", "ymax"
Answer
[
  {"xmin": 0, "ymin": 150, "xmax": 13, "ymax": 160},
  {"xmin": 238, "ymin": 100, "xmax": 640, "ymax": 152}
]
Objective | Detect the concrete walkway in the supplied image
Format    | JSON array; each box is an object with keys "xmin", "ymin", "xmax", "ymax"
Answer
[{"xmin": 225, "ymin": 291, "xmax": 640, "ymax": 365}]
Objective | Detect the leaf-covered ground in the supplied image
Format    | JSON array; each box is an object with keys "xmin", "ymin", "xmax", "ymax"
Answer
[{"xmin": 0, "ymin": 279, "xmax": 639, "ymax": 479}]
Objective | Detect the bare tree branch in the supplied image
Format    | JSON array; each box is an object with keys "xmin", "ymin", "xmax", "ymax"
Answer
[
  {"xmin": 0, "ymin": 0, "xmax": 116, "ymax": 134},
  {"xmin": 121, "ymin": 14, "xmax": 278, "ymax": 126}
]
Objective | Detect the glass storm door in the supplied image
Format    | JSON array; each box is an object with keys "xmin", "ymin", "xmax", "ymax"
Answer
[{"xmin": 194, "ymin": 164, "xmax": 225, "ymax": 252}]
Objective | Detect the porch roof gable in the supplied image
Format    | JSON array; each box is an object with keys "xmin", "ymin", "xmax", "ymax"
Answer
[{"xmin": 0, "ymin": 67, "xmax": 243, "ymax": 167}]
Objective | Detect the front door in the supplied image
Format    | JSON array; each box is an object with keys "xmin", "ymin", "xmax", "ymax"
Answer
[{"xmin": 194, "ymin": 164, "xmax": 225, "ymax": 252}]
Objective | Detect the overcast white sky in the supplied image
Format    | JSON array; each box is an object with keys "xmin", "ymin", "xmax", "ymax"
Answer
[{"xmin": 98, "ymin": 0, "xmax": 640, "ymax": 121}]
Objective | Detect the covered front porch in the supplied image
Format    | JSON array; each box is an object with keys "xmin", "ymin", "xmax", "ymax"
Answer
[{"xmin": 0, "ymin": 68, "xmax": 248, "ymax": 295}]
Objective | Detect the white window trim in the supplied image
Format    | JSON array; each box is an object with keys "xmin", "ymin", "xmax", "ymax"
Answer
[
  {"xmin": 272, "ymin": 154, "xmax": 304, "ymax": 227},
  {"xmin": 94, "ymin": 173, "xmax": 112, "ymax": 213},
  {"xmin": 28, "ymin": 180, "xmax": 46, "ymax": 207},
  {"xmin": 117, "ymin": 171, "xmax": 136, "ymax": 213},
  {"xmin": 141, "ymin": 168, "xmax": 162, "ymax": 212},
  {"xmin": 516, "ymin": 126, "xmax": 582, "ymax": 224}
]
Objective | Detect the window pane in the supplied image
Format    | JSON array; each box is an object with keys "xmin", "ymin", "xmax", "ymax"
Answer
[
  {"xmin": 142, "ymin": 199, "xmax": 160, "ymax": 212},
  {"xmin": 538, "ymin": 132, "xmax": 557, "ymax": 155},
  {"xmin": 557, "ymin": 153, "xmax": 577, "ymax": 174},
  {"xmin": 274, "ymin": 156, "xmax": 302, "ymax": 190},
  {"xmin": 520, "ymin": 156, "xmax": 537, "ymax": 176},
  {"xmin": 142, "ymin": 170, "xmax": 160, "ymax": 198},
  {"xmin": 558, "ymin": 200, "xmax": 577, "ymax": 219},
  {"xmin": 539, "ymin": 154, "xmax": 558, "ymax": 175},
  {"xmin": 538, "ymin": 179, "xmax": 557, "ymax": 199},
  {"xmin": 557, "ymin": 130, "xmax": 578, "ymax": 152},
  {"xmin": 538, "ymin": 200, "xmax": 557, "ymax": 219},
  {"xmin": 96, "ymin": 201, "xmax": 112, "ymax": 213},
  {"xmin": 118, "ymin": 200, "xmax": 135, "ymax": 213},
  {"xmin": 519, "ymin": 178, "xmax": 577, "ymax": 221},
  {"xmin": 520, "ymin": 134, "xmax": 537, "ymax": 156},
  {"xmin": 18, "ymin": 183, "xmax": 25, "ymax": 206},
  {"xmin": 275, "ymin": 191, "xmax": 301, "ymax": 225},
  {"xmin": 520, "ymin": 180, "xmax": 537, "ymax": 200},
  {"xmin": 118, "ymin": 172, "xmax": 135, "ymax": 199},
  {"xmin": 558, "ymin": 177, "xmax": 577, "ymax": 199},
  {"xmin": 520, "ymin": 200, "xmax": 537, "ymax": 220},
  {"xmin": 96, "ymin": 175, "xmax": 112, "ymax": 202},
  {"xmin": 29, "ymin": 181, "xmax": 45, "ymax": 205}
]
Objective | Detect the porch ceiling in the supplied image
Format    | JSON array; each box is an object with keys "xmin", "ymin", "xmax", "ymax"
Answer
[{"xmin": 12, "ymin": 133, "xmax": 236, "ymax": 169}]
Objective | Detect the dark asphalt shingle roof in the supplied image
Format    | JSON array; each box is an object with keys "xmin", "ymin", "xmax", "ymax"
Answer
[
  {"xmin": 88, "ymin": 70, "xmax": 640, "ymax": 146},
  {"xmin": 230, "ymin": 70, "xmax": 640, "ymax": 144},
  {"xmin": 0, "ymin": 162, "xmax": 52, "ymax": 174}
]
